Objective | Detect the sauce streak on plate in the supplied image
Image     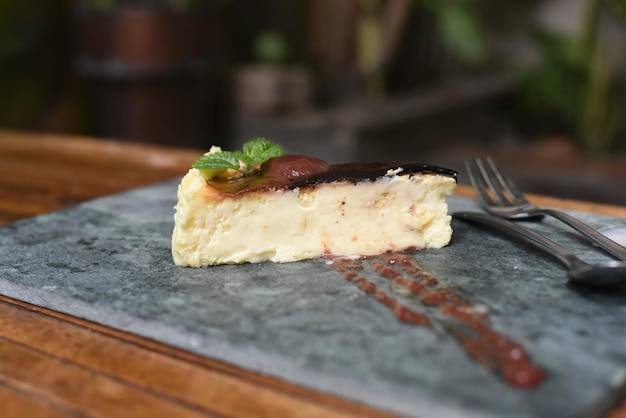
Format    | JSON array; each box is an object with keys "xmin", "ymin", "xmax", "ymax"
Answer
[{"xmin": 332, "ymin": 254, "xmax": 545, "ymax": 388}]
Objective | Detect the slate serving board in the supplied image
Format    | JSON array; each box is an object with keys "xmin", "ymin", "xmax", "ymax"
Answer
[{"xmin": 1, "ymin": 179, "xmax": 626, "ymax": 418}]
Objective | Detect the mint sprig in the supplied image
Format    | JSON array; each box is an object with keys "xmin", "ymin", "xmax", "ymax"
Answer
[
  {"xmin": 192, "ymin": 138, "xmax": 284, "ymax": 178},
  {"xmin": 193, "ymin": 152, "xmax": 240, "ymax": 170},
  {"xmin": 241, "ymin": 137, "xmax": 284, "ymax": 165}
]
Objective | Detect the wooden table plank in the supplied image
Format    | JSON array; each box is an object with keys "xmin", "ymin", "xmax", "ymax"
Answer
[
  {"xmin": 0, "ymin": 337, "xmax": 214, "ymax": 418},
  {"xmin": 0, "ymin": 296, "xmax": 394, "ymax": 418},
  {"xmin": 0, "ymin": 131, "xmax": 201, "ymax": 224},
  {"xmin": 0, "ymin": 384, "xmax": 81, "ymax": 418}
]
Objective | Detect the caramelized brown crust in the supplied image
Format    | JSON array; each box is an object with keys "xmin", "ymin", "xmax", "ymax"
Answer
[{"xmin": 207, "ymin": 157, "xmax": 458, "ymax": 196}]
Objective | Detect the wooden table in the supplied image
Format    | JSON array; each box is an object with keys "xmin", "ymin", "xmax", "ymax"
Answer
[{"xmin": 1, "ymin": 130, "xmax": 626, "ymax": 418}]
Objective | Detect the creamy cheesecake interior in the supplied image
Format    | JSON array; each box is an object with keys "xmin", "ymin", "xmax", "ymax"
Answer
[{"xmin": 172, "ymin": 163, "xmax": 457, "ymax": 267}]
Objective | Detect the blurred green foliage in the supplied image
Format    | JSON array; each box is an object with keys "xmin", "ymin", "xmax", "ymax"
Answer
[
  {"xmin": 1, "ymin": 0, "xmax": 624, "ymax": 155},
  {"xmin": 519, "ymin": 0, "xmax": 626, "ymax": 154},
  {"xmin": 418, "ymin": 0, "xmax": 485, "ymax": 63},
  {"xmin": 253, "ymin": 30, "xmax": 289, "ymax": 65},
  {"xmin": 0, "ymin": 1, "xmax": 74, "ymax": 131}
]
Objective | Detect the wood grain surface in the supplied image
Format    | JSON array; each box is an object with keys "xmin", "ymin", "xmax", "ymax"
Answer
[{"xmin": 1, "ymin": 130, "xmax": 625, "ymax": 417}]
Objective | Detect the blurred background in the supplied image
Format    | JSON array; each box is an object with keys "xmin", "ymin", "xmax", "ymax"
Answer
[{"xmin": 1, "ymin": 0, "xmax": 626, "ymax": 203}]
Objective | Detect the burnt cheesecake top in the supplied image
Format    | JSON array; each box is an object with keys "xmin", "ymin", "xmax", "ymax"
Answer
[{"xmin": 206, "ymin": 155, "xmax": 458, "ymax": 195}]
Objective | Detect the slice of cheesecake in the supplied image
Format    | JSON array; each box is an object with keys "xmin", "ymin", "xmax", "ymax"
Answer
[{"xmin": 172, "ymin": 151, "xmax": 457, "ymax": 266}]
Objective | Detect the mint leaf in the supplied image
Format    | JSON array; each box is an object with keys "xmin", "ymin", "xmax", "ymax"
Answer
[
  {"xmin": 242, "ymin": 137, "xmax": 284, "ymax": 165},
  {"xmin": 242, "ymin": 137, "xmax": 273, "ymax": 156},
  {"xmin": 233, "ymin": 150, "xmax": 254, "ymax": 167},
  {"xmin": 192, "ymin": 138, "xmax": 284, "ymax": 179},
  {"xmin": 192, "ymin": 151, "xmax": 240, "ymax": 170}
]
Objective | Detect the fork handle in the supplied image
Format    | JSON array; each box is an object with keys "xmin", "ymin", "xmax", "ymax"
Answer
[
  {"xmin": 538, "ymin": 208, "xmax": 626, "ymax": 260},
  {"xmin": 453, "ymin": 211, "xmax": 578, "ymax": 269}
]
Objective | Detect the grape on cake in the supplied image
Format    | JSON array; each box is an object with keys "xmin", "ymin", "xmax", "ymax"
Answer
[{"xmin": 172, "ymin": 139, "xmax": 457, "ymax": 266}]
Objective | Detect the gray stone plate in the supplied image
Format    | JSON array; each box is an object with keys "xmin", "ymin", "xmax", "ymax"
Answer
[{"xmin": 2, "ymin": 179, "xmax": 626, "ymax": 418}]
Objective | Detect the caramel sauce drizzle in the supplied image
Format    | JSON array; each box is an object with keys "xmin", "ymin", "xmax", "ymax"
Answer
[{"xmin": 331, "ymin": 254, "xmax": 545, "ymax": 388}]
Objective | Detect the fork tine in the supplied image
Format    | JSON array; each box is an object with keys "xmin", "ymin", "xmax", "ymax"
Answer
[
  {"xmin": 475, "ymin": 158, "xmax": 508, "ymax": 205},
  {"xmin": 485, "ymin": 157, "xmax": 527, "ymax": 204},
  {"xmin": 465, "ymin": 160, "xmax": 497, "ymax": 206}
]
